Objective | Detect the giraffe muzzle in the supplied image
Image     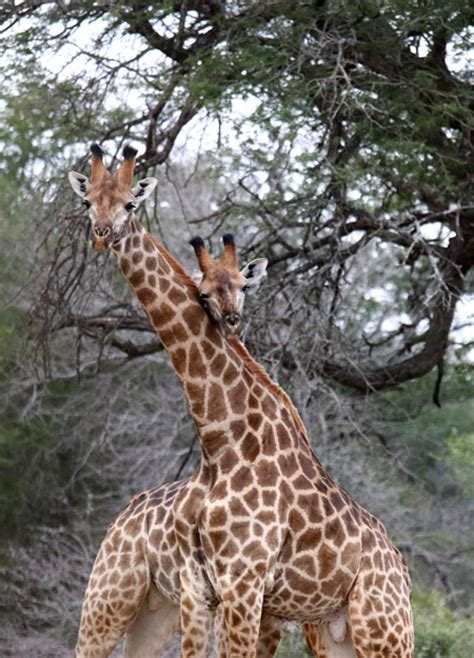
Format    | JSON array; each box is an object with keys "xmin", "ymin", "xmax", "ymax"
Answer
[{"xmin": 92, "ymin": 225, "xmax": 113, "ymax": 252}]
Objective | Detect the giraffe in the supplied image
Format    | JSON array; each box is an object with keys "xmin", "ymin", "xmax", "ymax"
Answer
[
  {"xmin": 68, "ymin": 145, "xmax": 414, "ymax": 658},
  {"xmin": 73, "ymin": 239, "xmax": 273, "ymax": 658},
  {"xmin": 188, "ymin": 234, "xmax": 268, "ymax": 337}
]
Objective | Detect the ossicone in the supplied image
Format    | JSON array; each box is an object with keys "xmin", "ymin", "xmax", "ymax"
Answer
[
  {"xmin": 222, "ymin": 233, "xmax": 235, "ymax": 246},
  {"xmin": 221, "ymin": 232, "xmax": 238, "ymax": 268},
  {"xmin": 123, "ymin": 145, "xmax": 138, "ymax": 160},
  {"xmin": 90, "ymin": 143, "xmax": 107, "ymax": 183},
  {"xmin": 118, "ymin": 144, "xmax": 137, "ymax": 184},
  {"xmin": 90, "ymin": 143, "xmax": 104, "ymax": 159},
  {"xmin": 190, "ymin": 236, "xmax": 214, "ymax": 272},
  {"xmin": 190, "ymin": 236, "xmax": 205, "ymax": 252}
]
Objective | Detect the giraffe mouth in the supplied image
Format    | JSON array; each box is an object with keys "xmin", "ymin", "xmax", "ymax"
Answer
[
  {"xmin": 199, "ymin": 300, "xmax": 242, "ymax": 337},
  {"xmin": 91, "ymin": 235, "xmax": 113, "ymax": 252}
]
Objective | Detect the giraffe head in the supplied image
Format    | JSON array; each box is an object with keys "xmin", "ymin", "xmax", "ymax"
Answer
[
  {"xmin": 68, "ymin": 144, "xmax": 157, "ymax": 252},
  {"xmin": 190, "ymin": 234, "xmax": 268, "ymax": 336}
]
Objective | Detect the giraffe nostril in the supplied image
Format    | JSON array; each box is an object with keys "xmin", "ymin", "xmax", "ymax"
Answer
[{"xmin": 94, "ymin": 226, "xmax": 111, "ymax": 238}]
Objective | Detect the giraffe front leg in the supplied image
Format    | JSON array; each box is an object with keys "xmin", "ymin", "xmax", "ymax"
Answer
[
  {"xmin": 256, "ymin": 613, "xmax": 285, "ymax": 657},
  {"xmin": 75, "ymin": 538, "xmax": 150, "ymax": 658},
  {"xmin": 180, "ymin": 568, "xmax": 215, "ymax": 658},
  {"xmin": 216, "ymin": 608, "xmax": 283, "ymax": 658},
  {"xmin": 347, "ymin": 564, "xmax": 414, "ymax": 657},
  {"xmin": 218, "ymin": 577, "xmax": 265, "ymax": 658},
  {"xmin": 215, "ymin": 604, "xmax": 228, "ymax": 658}
]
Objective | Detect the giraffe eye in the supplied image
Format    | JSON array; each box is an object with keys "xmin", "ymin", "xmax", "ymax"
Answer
[
  {"xmin": 125, "ymin": 202, "xmax": 136, "ymax": 213},
  {"xmin": 83, "ymin": 200, "xmax": 91, "ymax": 209}
]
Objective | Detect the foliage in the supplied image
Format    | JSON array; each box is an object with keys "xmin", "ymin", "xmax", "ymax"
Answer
[
  {"xmin": 413, "ymin": 589, "xmax": 474, "ymax": 658},
  {"xmin": 276, "ymin": 629, "xmax": 312, "ymax": 657},
  {"xmin": 445, "ymin": 429, "xmax": 474, "ymax": 497}
]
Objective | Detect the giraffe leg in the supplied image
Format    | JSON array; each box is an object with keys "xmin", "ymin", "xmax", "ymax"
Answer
[
  {"xmin": 256, "ymin": 613, "xmax": 285, "ymax": 657},
  {"xmin": 303, "ymin": 622, "xmax": 325, "ymax": 657},
  {"xmin": 125, "ymin": 595, "xmax": 283, "ymax": 658},
  {"xmin": 216, "ymin": 609, "xmax": 284, "ymax": 658},
  {"xmin": 215, "ymin": 604, "xmax": 228, "ymax": 658},
  {"xmin": 218, "ymin": 578, "xmax": 265, "ymax": 658},
  {"xmin": 347, "ymin": 564, "xmax": 414, "ymax": 657},
  {"xmin": 123, "ymin": 585, "xmax": 180, "ymax": 657},
  {"xmin": 179, "ymin": 568, "xmax": 215, "ymax": 657},
  {"xmin": 75, "ymin": 533, "xmax": 150, "ymax": 658}
]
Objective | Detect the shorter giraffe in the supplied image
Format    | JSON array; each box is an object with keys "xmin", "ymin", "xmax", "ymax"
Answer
[
  {"xmin": 74, "ymin": 238, "xmax": 271, "ymax": 658},
  {"xmin": 190, "ymin": 235, "xmax": 267, "ymax": 337}
]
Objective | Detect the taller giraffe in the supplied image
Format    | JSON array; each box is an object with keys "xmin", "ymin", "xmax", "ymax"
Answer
[
  {"xmin": 74, "ymin": 238, "xmax": 275, "ymax": 658},
  {"xmin": 69, "ymin": 145, "xmax": 414, "ymax": 658}
]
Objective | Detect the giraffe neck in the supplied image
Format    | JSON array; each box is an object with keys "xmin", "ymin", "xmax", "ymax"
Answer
[{"xmin": 113, "ymin": 219, "xmax": 312, "ymax": 465}]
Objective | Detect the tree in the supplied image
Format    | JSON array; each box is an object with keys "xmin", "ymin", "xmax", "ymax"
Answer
[
  {"xmin": 0, "ymin": 0, "xmax": 472, "ymax": 398},
  {"xmin": 0, "ymin": 1, "xmax": 473, "ymax": 654}
]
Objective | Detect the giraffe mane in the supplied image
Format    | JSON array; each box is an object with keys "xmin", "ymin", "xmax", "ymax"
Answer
[
  {"xmin": 143, "ymin": 228, "xmax": 200, "ymax": 295},
  {"xmin": 228, "ymin": 336, "xmax": 309, "ymax": 442}
]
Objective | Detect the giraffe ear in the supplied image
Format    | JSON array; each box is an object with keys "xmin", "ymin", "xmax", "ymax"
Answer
[
  {"xmin": 68, "ymin": 171, "xmax": 89, "ymax": 198},
  {"xmin": 191, "ymin": 270, "xmax": 204, "ymax": 286},
  {"xmin": 240, "ymin": 258, "xmax": 268, "ymax": 291},
  {"xmin": 131, "ymin": 177, "xmax": 158, "ymax": 205}
]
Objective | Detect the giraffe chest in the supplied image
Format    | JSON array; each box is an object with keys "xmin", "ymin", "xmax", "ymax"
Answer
[
  {"xmin": 263, "ymin": 523, "xmax": 362, "ymax": 621},
  {"xmin": 261, "ymin": 490, "xmax": 363, "ymax": 620},
  {"xmin": 196, "ymin": 484, "xmax": 362, "ymax": 619},
  {"xmin": 171, "ymin": 455, "xmax": 363, "ymax": 621}
]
